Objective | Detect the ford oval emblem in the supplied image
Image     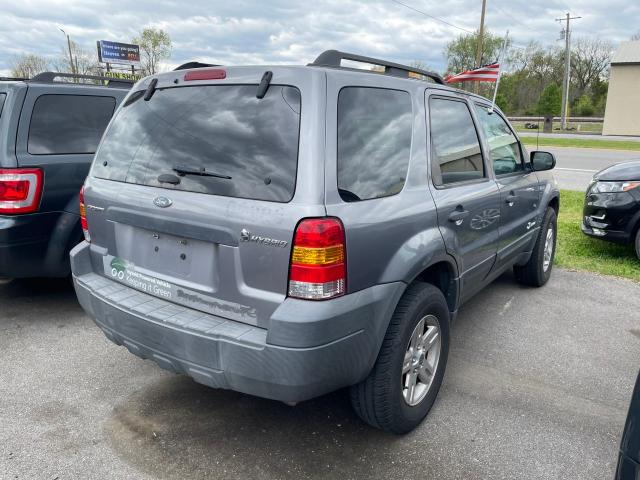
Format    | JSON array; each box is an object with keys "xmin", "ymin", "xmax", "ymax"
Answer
[{"xmin": 153, "ymin": 196, "xmax": 173, "ymax": 208}]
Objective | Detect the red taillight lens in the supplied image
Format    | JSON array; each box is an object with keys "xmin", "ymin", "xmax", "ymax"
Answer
[
  {"xmin": 0, "ymin": 168, "xmax": 43, "ymax": 214},
  {"xmin": 288, "ymin": 218, "xmax": 346, "ymax": 300},
  {"xmin": 184, "ymin": 69, "xmax": 227, "ymax": 81},
  {"xmin": 79, "ymin": 186, "xmax": 90, "ymax": 243}
]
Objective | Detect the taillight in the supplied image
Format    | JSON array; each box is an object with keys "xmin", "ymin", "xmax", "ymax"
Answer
[
  {"xmin": 288, "ymin": 218, "xmax": 346, "ymax": 300},
  {"xmin": 0, "ymin": 168, "xmax": 43, "ymax": 214},
  {"xmin": 79, "ymin": 186, "xmax": 90, "ymax": 243}
]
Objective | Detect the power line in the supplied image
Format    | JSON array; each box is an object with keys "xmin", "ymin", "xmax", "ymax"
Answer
[{"xmin": 390, "ymin": 0, "xmax": 475, "ymax": 34}]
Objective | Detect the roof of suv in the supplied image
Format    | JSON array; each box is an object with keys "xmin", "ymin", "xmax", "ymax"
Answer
[
  {"xmin": 0, "ymin": 72, "xmax": 134, "ymax": 90},
  {"xmin": 167, "ymin": 50, "xmax": 492, "ymax": 105}
]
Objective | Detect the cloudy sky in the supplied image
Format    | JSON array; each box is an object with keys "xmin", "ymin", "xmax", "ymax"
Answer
[{"xmin": 1, "ymin": 0, "xmax": 638, "ymax": 76}]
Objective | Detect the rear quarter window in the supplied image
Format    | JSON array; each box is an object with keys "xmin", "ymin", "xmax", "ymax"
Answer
[
  {"xmin": 337, "ymin": 87, "xmax": 412, "ymax": 202},
  {"xmin": 0, "ymin": 93, "xmax": 6, "ymax": 117},
  {"xmin": 28, "ymin": 94, "xmax": 116, "ymax": 155}
]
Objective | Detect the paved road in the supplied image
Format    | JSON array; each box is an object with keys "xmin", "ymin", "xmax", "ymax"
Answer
[
  {"xmin": 542, "ymin": 147, "xmax": 640, "ymax": 191},
  {"xmin": 520, "ymin": 132, "xmax": 640, "ymax": 142},
  {"xmin": 1, "ymin": 269, "xmax": 638, "ymax": 480}
]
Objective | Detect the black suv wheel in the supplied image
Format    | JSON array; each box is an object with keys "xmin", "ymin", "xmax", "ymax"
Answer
[{"xmin": 350, "ymin": 282, "xmax": 450, "ymax": 434}]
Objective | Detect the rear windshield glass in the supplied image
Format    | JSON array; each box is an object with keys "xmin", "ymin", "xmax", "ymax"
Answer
[
  {"xmin": 0, "ymin": 93, "xmax": 6, "ymax": 117},
  {"xmin": 92, "ymin": 85, "xmax": 301, "ymax": 203}
]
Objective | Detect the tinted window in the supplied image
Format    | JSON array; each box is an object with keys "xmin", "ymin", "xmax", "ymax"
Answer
[
  {"xmin": 92, "ymin": 85, "xmax": 301, "ymax": 203},
  {"xmin": 28, "ymin": 95, "xmax": 116, "ymax": 155},
  {"xmin": 474, "ymin": 104, "xmax": 523, "ymax": 175},
  {"xmin": 0, "ymin": 93, "xmax": 6, "ymax": 117},
  {"xmin": 429, "ymin": 97, "xmax": 484, "ymax": 186},
  {"xmin": 338, "ymin": 88, "xmax": 412, "ymax": 202}
]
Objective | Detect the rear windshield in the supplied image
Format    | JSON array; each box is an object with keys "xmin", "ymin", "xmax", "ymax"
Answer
[{"xmin": 92, "ymin": 84, "xmax": 301, "ymax": 203}]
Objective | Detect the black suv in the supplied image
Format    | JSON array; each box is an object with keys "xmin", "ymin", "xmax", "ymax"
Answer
[{"xmin": 0, "ymin": 72, "xmax": 131, "ymax": 279}]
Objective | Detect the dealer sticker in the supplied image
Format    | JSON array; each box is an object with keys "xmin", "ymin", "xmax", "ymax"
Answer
[{"xmin": 102, "ymin": 255, "xmax": 257, "ymax": 322}]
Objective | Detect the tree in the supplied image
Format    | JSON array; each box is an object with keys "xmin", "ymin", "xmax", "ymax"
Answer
[
  {"xmin": 9, "ymin": 54, "xmax": 49, "ymax": 79},
  {"xmin": 444, "ymin": 31, "xmax": 508, "ymax": 75},
  {"xmin": 51, "ymin": 40, "xmax": 100, "ymax": 78},
  {"xmin": 570, "ymin": 37, "xmax": 613, "ymax": 99},
  {"xmin": 537, "ymin": 83, "xmax": 562, "ymax": 132},
  {"xmin": 632, "ymin": 31, "xmax": 640, "ymax": 41},
  {"xmin": 575, "ymin": 95, "xmax": 594, "ymax": 116},
  {"xmin": 133, "ymin": 28, "xmax": 172, "ymax": 76}
]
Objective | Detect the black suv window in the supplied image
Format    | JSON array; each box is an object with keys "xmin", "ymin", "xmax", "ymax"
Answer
[
  {"xmin": 92, "ymin": 85, "xmax": 301, "ymax": 203},
  {"xmin": 474, "ymin": 104, "xmax": 523, "ymax": 175},
  {"xmin": 429, "ymin": 97, "xmax": 484, "ymax": 186},
  {"xmin": 337, "ymin": 87, "xmax": 412, "ymax": 202},
  {"xmin": 28, "ymin": 95, "xmax": 116, "ymax": 155}
]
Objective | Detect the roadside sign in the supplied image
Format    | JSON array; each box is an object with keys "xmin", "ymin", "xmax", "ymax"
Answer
[
  {"xmin": 104, "ymin": 71, "xmax": 141, "ymax": 81},
  {"xmin": 97, "ymin": 40, "xmax": 141, "ymax": 66}
]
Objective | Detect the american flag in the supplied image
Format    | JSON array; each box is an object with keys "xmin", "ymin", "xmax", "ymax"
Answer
[{"xmin": 445, "ymin": 62, "xmax": 500, "ymax": 83}]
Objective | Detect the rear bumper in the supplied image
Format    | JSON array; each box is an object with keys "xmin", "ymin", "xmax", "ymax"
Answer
[
  {"xmin": 71, "ymin": 242, "xmax": 404, "ymax": 403},
  {"xmin": 0, "ymin": 211, "xmax": 81, "ymax": 278}
]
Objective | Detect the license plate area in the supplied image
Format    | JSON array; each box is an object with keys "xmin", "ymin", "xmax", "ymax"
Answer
[{"xmin": 112, "ymin": 223, "xmax": 218, "ymax": 288}]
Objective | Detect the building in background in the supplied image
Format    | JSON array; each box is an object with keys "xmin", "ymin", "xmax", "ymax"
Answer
[{"xmin": 603, "ymin": 40, "xmax": 640, "ymax": 136}]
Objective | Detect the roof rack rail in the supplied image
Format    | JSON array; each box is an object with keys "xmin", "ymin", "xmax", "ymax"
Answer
[
  {"xmin": 310, "ymin": 49, "xmax": 445, "ymax": 85},
  {"xmin": 0, "ymin": 77, "xmax": 28, "ymax": 82},
  {"xmin": 174, "ymin": 62, "xmax": 221, "ymax": 71},
  {"xmin": 29, "ymin": 72, "xmax": 134, "ymax": 88}
]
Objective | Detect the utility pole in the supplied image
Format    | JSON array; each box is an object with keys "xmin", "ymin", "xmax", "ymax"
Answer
[
  {"xmin": 556, "ymin": 13, "xmax": 581, "ymax": 130},
  {"xmin": 59, "ymin": 27, "xmax": 76, "ymax": 77},
  {"xmin": 474, "ymin": 0, "xmax": 487, "ymax": 93}
]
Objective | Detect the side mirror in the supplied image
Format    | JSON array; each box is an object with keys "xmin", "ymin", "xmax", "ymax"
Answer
[{"xmin": 530, "ymin": 151, "xmax": 556, "ymax": 171}]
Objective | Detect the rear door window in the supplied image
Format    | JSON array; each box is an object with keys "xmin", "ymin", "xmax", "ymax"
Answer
[
  {"xmin": 429, "ymin": 97, "xmax": 485, "ymax": 186},
  {"xmin": 0, "ymin": 93, "xmax": 6, "ymax": 117},
  {"xmin": 474, "ymin": 104, "xmax": 523, "ymax": 175},
  {"xmin": 28, "ymin": 95, "xmax": 116, "ymax": 155},
  {"xmin": 92, "ymin": 85, "xmax": 301, "ymax": 203},
  {"xmin": 337, "ymin": 87, "xmax": 412, "ymax": 202}
]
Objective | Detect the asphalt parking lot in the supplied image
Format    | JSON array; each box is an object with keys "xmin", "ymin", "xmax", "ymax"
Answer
[
  {"xmin": 547, "ymin": 146, "xmax": 640, "ymax": 191},
  {"xmin": 1, "ymin": 269, "xmax": 639, "ymax": 480}
]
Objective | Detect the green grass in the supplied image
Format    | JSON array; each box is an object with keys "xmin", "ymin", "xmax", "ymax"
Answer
[
  {"xmin": 556, "ymin": 190, "xmax": 639, "ymax": 281},
  {"xmin": 513, "ymin": 121, "xmax": 603, "ymax": 134},
  {"xmin": 521, "ymin": 136, "xmax": 640, "ymax": 151}
]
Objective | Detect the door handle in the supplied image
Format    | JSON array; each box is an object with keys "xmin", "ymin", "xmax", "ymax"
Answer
[
  {"xmin": 448, "ymin": 209, "xmax": 470, "ymax": 224},
  {"xmin": 505, "ymin": 193, "xmax": 517, "ymax": 206}
]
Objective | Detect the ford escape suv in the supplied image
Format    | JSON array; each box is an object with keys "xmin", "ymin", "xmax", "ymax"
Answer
[
  {"xmin": 0, "ymin": 72, "xmax": 131, "ymax": 279},
  {"xmin": 71, "ymin": 51, "xmax": 560, "ymax": 434}
]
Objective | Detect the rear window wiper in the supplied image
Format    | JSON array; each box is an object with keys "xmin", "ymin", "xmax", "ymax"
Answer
[{"xmin": 172, "ymin": 165, "xmax": 232, "ymax": 180}]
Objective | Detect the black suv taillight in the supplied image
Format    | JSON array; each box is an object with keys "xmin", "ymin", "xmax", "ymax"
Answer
[{"xmin": 0, "ymin": 168, "xmax": 43, "ymax": 214}]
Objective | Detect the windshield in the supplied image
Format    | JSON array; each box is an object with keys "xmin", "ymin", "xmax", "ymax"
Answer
[{"xmin": 91, "ymin": 84, "xmax": 301, "ymax": 202}]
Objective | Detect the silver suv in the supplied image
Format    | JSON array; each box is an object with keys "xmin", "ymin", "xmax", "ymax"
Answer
[{"xmin": 71, "ymin": 50, "xmax": 560, "ymax": 433}]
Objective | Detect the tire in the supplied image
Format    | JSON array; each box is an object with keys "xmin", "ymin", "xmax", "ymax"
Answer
[
  {"xmin": 514, "ymin": 207, "xmax": 557, "ymax": 287},
  {"xmin": 350, "ymin": 282, "xmax": 450, "ymax": 434},
  {"xmin": 635, "ymin": 228, "xmax": 640, "ymax": 260}
]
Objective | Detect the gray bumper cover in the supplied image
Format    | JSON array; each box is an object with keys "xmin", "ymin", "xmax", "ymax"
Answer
[{"xmin": 71, "ymin": 242, "xmax": 404, "ymax": 403}]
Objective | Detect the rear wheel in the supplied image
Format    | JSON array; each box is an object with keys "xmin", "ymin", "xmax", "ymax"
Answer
[
  {"xmin": 350, "ymin": 282, "xmax": 450, "ymax": 434},
  {"xmin": 514, "ymin": 207, "xmax": 557, "ymax": 287},
  {"xmin": 635, "ymin": 228, "xmax": 640, "ymax": 260}
]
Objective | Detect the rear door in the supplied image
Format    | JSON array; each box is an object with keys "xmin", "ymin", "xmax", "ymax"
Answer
[
  {"xmin": 426, "ymin": 91, "xmax": 501, "ymax": 302},
  {"xmin": 83, "ymin": 68, "xmax": 326, "ymax": 329},
  {"xmin": 473, "ymin": 103, "xmax": 540, "ymax": 266}
]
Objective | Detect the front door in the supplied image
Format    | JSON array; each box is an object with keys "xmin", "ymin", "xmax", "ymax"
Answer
[
  {"xmin": 427, "ymin": 93, "xmax": 501, "ymax": 303},
  {"xmin": 472, "ymin": 104, "xmax": 540, "ymax": 266}
]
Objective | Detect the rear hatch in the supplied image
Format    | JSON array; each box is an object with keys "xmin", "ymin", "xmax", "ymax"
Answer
[{"xmin": 83, "ymin": 67, "xmax": 326, "ymax": 329}]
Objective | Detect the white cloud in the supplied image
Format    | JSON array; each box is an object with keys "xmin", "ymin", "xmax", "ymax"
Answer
[{"xmin": 0, "ymin": 0, "xmax": 637, "ymax": 76}]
